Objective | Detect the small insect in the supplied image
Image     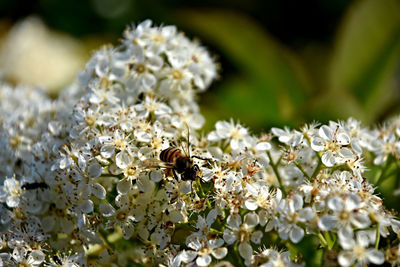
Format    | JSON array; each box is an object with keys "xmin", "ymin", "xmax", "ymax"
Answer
[
  {"xmin": 21, "ymin": 182, "xmax": 49, "ymax": 190},
  {"xmin": 159, "ymin": 129, "xmax": 208, "ymax": 181}
]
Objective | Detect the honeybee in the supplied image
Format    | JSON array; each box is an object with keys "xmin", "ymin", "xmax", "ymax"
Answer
[
  {"xmin": 21, "ymin": 182, "xmax": 49, "ymax": 190},
  {"xmin": 159, "ymin": 130, "xmax": 207, "ymax": 181}
]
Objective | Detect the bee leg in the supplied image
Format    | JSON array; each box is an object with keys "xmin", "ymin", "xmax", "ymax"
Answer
[
  {"xmin": 192, "ymin": 155, "xmax": 211, "ymax": 161},
  {"xmin": 173, "ymin": 169, "xmax": 180, "ymax": 181}
]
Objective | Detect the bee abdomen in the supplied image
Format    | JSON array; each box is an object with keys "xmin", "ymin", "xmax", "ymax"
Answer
[{"xmin": 160, "ymin": 147, "xmax": 182, "ymax": 163}]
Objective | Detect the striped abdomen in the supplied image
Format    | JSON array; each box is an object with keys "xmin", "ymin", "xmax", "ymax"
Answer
[{"xmin": 160, "ymin": 147, "xmax": 183, "ymax": 163}]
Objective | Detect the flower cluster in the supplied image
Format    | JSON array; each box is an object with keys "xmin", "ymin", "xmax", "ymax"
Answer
[{"xmin": 1, "ymin": 20, "xmax": 400, "ymax": 267}]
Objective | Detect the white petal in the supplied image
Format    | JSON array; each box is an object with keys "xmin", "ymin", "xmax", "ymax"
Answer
[
  {"xmin": 207, "ymin": 131, "xmax": 220, "ymax": 142},
  {"xmin": 122, "ymin": 223, "xmax": 134, "ymax": 239},
  {"xmin": 291, "ymin": 194, "xmax": 303, "ymax": 210},
  {"xmin": 351, "ymin": 213, "xmax": 371, "ymax": 229},
  {"xmin": 137, "ymin": 175, "xmax": 154, "ymax": 193},
  {"xmin": 327, "ymin": 196, "xmax": 343, "ymax": 211},
  {"xmin": 338, "ymin": 148, "xmax": 353, "ymax": 159},
  {"xmin": 338, "ymin": 251, "xmax": 355, "ymax": 267},
  {"xmin": 80, "ymin": 199, "xmax": 94, "ymax": 213},
  {"xmin": 209, "ymin": 238, "xmax": 224, "ymax": 249},
  {"xmin": 196, "ymin": 255, "xmax": 211, "ymax": 266},
  {"xmin": 149, "ymin": 170, "xmax": 163, "ymax": 182},
  {"xmin": 321, "ymin": 151, "xmax": 336, "ymax": 167},
  {"xmin": 244, "ymin": 199, "xmax": 258, "ymax": 211},
  {"xmin": 117, "ymin": 178, "xmax": 131, "ymax": 195},
  {"xmin": 99, "ymin": 203, "xmax": 116, "ymax": 217},
  {"xmin": 298, "ymin": 207, "xmax": 314, "ymax": 222},
  {"xmin": 169, "ymin": 210, "xmax": 183, "ymax": 223},
  {"xmin": 223, "ymin": 229, "xmax": 237, "ymax": 245},
  {"xmin": 116, "ymin": 150, "xmax": 132, "ymax": 169},
  {"xmin": 311, "ymin": 137, "xmax": 325, "ymax": 151},
  {"xmin": 211, "ymin": 247, "xmax": 228, "ymax": 260},
  {"xmin": 215, "ymin": 121, "xmax": 231, "ymax": 138},
  {"xmin": 227, "ymin": 214, "xmax": 242, "ymax": 230},
  {"xmin": 187, "ymin": 233, "xmax": 202, "ymax": 250},
  {"xmin": 356, "ymin": 231, "xmax": 370, "ymax": 248},
  {"xmin": 27, "ymin": 250, "xmax": 45, "ymax": 265},
  {"xmin": 91, "ymin": 182, "xmax": 106, "ymax": 199},
  {"xmin": 265, "ymin": 220, "xmax": 274, "ymax": 232},
  {"xmin": 206, "ymin": 209, "xmax": 218, "ymax": 226},
  {"xmin": 251, "ymin": 230, "xmax": 263, "ymax": 244},
  {"xmin": 230, "ymin": 139, "xmax": 240, "ymax": 151},
  {"xmin": 12, "ymin": 247, "xmax": 26, "ymax": 262},
  {"xmin": 337, "ymin": 132, "xmax": 350, "ymax": 145},
  {"xmin": 271, "ymin": 127, "xmax": 286, "ymax": 138},
  {"xmin": 345, "ymin": 193, "xmax": 361, "ymax": 211},
  {"xmin": 238, "ymin": 242, "xmax": 253, "ymax": 260},
  {"xmin": 318, "ymin": 214, "xmax": 337, "ymax": 231},
  {"xmin": 41, "ymin": 216, "xmax": 56, "ymax": 232},
  {"xmin": 256, "ymin": 142, "xmax": 271, "ymax": 151},
  {"xmin": 100, "ymin": 144, "xmax": 115, "ymax": 158},
  {"xmin": 141, "ymin": 73, "xmax": 156, "ymax": 89},
  {"xmin": 244, "ymin": 212, "xmax": 259, "ymax": 228},
  {"xmin": 179, "ymin": 181, "xmax": 192, "ymax": 194},
  {"xmin": 60, "ymin": 217, "xmax": 74, "ymax": 234},
  {"xmin": 366, "ymin": 249, "xmax": 384, "ymax": 265},
  {"xmin": 179, "ymin": 251, "xmax": 197, "ymax": 262},
  {"xmin": 138, "ymin": 227, "xmax": 149, "ymax": 241},
  {"xmin": 319, "ymin": 125, "xmax": 334, "ymax": 140},
  {"xmin": 136, "ymin": 131, "xmax": 152, "ymax": 143},
  {"xmin": 289, "ymin": 225, "xmax": 304, "ymax": 243}
]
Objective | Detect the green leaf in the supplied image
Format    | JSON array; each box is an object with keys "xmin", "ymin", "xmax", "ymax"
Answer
[
  {"xmin": 329, "ymin": 0, "xmax": 400, "ymax": 123},
  {"xmin": 176, "ymin": 10, "xmax": 311, "ymax": 128}
]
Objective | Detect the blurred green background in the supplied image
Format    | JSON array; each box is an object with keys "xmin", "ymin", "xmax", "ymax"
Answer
[{"xmin": 1, "ymin": 0, "xmax": 400, "ymax": 132}]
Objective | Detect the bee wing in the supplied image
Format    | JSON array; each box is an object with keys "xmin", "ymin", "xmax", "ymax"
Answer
[{"xmin": 143, "ymin": 159, "xmax": 175, "ymax": 169}]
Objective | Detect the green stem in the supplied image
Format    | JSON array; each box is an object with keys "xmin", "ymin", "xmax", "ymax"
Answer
[
  {"xmin": 318, "ymin": 232, "xmax": 328, "ymax": 247},
  {"xmin": 210, "ymin": 228, "xmax": 224, "ymax": 235},
  {"xmin": 311, "ymin": 152, "xmax": 323, "ymax": 179},
  {"xmin": 323, "ymin": 231, "xmax": 335, "ymax": 249},
  {"xmin": 375, "ymin": 227, "xmax": 380, "ymax": 250},
  {"xmin": 376, "ymin": 156, "xmax": 393, "ymax": 186},
  {"xmin": 267, "ymin": 151, "xmax": 286, "ymax": 196},
  {"xmin": 195, "ymin": 179, "xmax": 212, "ymax": 209},
  {"xmin": 293, "ymin": 161, "xmax": 311, "ymax": 180}
]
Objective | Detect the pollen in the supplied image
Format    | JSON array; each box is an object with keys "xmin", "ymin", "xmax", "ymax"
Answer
[
  {"xmin": 115, "ymin": 139, "xmax": 127, "ymax": 150},
  {"xmin": 172, "ymin": 70, "xmax": 183, "ymax": 79},
  {"xmin": 135, "ymin": 64, "xmax": 146, "ymax": 73}
]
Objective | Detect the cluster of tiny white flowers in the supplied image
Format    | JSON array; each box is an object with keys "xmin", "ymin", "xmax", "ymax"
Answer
[{"xmin": 1, "ymin": 20, "xmax": 400, "ymax": 267}]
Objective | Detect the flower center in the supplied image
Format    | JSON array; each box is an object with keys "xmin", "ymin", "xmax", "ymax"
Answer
[
  {"xmin": 172, "ymin": 70, "xmax": 183, "ymax": 79},
  {"xmin": 115, "ymin": 139, "xmax": 127, "ymax": 150},
  {"xmin": 116, "ymin": 210, "xmax": 128, "ymax": 222},
  {"xmin": 9, "ymin": 136, "xmax": 20, "ymax": 147},
  {"xmin": 353, "ymin": 244, "xmax": 366, "ymax": 259},
  {"xmin": 85, "ymin": 115, "xmax": 95, "ymax": 126},
  {"xmin": 135, "ymin": 64, "xmax": 146, "ymax": 73}
]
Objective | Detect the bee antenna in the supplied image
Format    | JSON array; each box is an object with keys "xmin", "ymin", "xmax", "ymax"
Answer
[{"xmin": 185, "ymin": 123, "xmax": 190, "ymax": 157}]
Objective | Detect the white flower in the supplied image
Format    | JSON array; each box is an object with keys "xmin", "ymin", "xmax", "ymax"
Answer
[
  {"xmin": 275, "ymin": 194, "xmax": 314, "ymax": 243},
  {"xmin": 0, "ymin": 177, "xmax": 22, "ymax": 208},
  {"xmin": 223, "ymin": 213, "xmax": 261, "ymax": 261},
  {"xmin": 185, "ymin": 234, "xmax": 228, "ymax": 266},
  {"xmin": 311, "ymin": 124, "xmax": 354, "ymax": 167},
  {"xmin": 99, "ymin": 130, "xmax": 136, "ymax": 169},
  {"xmin": 271, "ymin": 127, "xmax": 303, "ymax": 147},
  {"xmin": 318, "ymin": 193, "xmax": 371, "ymax": 240},
  {"xmin": 208, "ymin": 120, "xmax": 250, "ymax": 151},
  {"xmin": 338, "ymin": 230, "xmax": 384, "ymax": 266}
]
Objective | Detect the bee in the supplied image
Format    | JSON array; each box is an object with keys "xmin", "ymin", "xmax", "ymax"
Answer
[
  {"xmin": 159, "ymin": 129, "xmax": 207, "ymax": 181},
  {"xmin": 21, "ymin": 182, "xmax": 49, "ymax": 190}
]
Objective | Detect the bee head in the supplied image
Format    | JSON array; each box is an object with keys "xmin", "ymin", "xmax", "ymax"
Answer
[{"xmin": 175, "ymin": 156, "xmax": 193, "ymax": 172}]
